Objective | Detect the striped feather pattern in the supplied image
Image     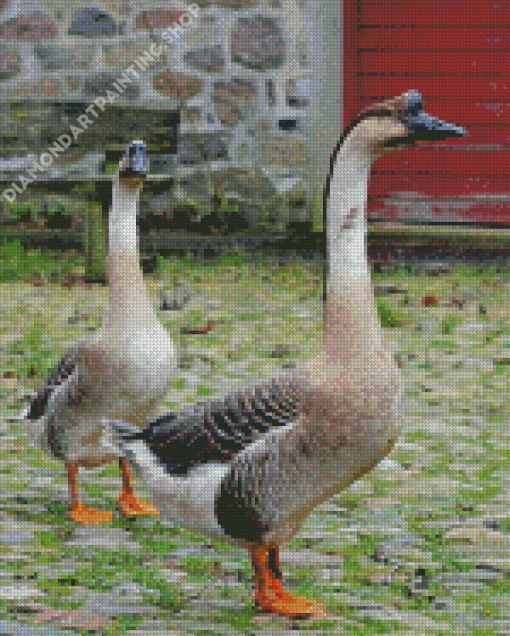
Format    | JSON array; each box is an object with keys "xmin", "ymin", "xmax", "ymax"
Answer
[
  {"xmin": 119, "ymin": 376, "xmax": 300, "ymax": 475},
  {"xmin": 25, "ymin": 343, "xmax": 84, "ymax": 421}
]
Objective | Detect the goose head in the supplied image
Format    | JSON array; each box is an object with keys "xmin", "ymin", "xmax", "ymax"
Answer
[
  {"xmin": 343, "ymin": 91, "xmax": 466, "ymax": 159},
  {"xmin": 115, "ymin": 140, "xmax": 148, "ymax": 191}
]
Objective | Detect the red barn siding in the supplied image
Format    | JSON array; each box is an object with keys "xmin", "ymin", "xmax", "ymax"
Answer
[
  {"xmin": 359, "ymin": 1, "xmax": 510, "ymax": 25},
  {"xmin": 346, "ymin": 0, "xmax": 510, "ymax": 223}
]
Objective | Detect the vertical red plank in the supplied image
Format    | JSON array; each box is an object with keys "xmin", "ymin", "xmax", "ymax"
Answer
[{"xmin": 343, "ymin": 0, "xmax": 360, "ymax": 127}]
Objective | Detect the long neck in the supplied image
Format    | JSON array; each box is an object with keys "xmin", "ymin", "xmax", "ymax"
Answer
[
  {"xmin": 323, "ymin": 139, "xmax": 382, "ymax": 359},
  {"xmin": 106, "ymin": 182, "xmax": 156, "ymax": 326}
]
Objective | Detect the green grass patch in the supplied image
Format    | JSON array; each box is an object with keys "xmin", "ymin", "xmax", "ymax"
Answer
[
  {"xmin": 7, "ymin": 321, "xmax": 58, "ymax": 380},
  {"xmin": 216, "ymin": 250, "xmax": 247, "ymax": 267},
  {"xmin": 236, "ymin": 312, "xmax": 266, "ymax": 321},
  {"xmin": 376, "ymin": 300, "xmax": 408, "ymax": 328},
  {"xmin": 405, "ymin": 431, "xmax": 434, "ymax": 443},
  {"xmin": 430, "ymin": 338, "xmax": 458, "ymax": 350},
  {"xmin": 0, "ymin": 240, "xmax": 82, "ymax": 282},
  {"xmin": 135, "ymin": 537, "xmax": 181, "ymax": 556},
  {"xmin": 196, "ymin": 385, "xmax": 216, "ymax": 397},
  {"xmin": 210, "ymin": 607, "xmax": 258, "ymax": 630}
]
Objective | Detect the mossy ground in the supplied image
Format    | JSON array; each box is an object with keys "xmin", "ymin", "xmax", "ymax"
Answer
[{"xmin": 0, "ymin": 249, "xmax": 509, "ymax": 634}]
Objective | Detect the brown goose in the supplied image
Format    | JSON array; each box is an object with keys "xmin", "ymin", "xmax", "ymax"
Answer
[
  {"xmin": 25, "ymin": 141, "xmax": 178, "ymax": 525},
  {"xmin": 111, "ymin": 93, "xmax": 466, "ymax": 616}
]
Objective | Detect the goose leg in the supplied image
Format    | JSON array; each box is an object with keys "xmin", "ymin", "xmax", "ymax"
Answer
[
  {"xmin": 67, "ymin": 463, "xmax": 113, "ymax": 525},
  {"xmin": 251, "ymin": 544, "xmax": 325, "ymax": 618},
  {"xmin": 116, "ymin": 458, "xmax": 160, "ymax": 518}
]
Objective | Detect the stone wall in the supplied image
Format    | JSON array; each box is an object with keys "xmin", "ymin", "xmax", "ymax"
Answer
[{"xmin": 0, "ymin": 0, "xmax": 313, "ymax": 231}]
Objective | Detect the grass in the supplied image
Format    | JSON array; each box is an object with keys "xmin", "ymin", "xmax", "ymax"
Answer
[
  {"xmin": 441, "ymin": 315, "xmax": 465, "ymax": 334},
  {"xmin": 1, "ymin": 253, "xmax": 510, "ymax": 633},
  {"xmin": 376, "ymin": 299, "xmax": 408, "ymax": 328},
  {"xmin": 0, "ymin": 240, "xmax": 81, "ymax": 283}
]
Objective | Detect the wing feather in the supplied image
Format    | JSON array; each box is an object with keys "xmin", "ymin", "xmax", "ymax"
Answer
[
  {"xmin": 118, "ymin": 376, "xmax": 300, "ymax": 474},
  {"xmin": 25, "ymin": 343, "xmax": 85, "ymax": 421}
]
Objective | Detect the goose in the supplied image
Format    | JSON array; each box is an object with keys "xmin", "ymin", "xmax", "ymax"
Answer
[
  {"xmin": 110, "ymin": 92, "xmax": 466, "ymax": 617},
  {"xmin": 25, "ymin": 141, "xmax": 178, "ymax": 525}
]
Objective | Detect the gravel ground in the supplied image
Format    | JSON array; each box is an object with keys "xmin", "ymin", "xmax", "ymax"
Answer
[{"xmin": 1, "ymin": 258, "xmax": 510, "ymax": 635}]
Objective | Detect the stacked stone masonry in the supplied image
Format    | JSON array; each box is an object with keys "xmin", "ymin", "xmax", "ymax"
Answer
[{"xmin": 0, "ymin": 0, "xmax": 311, "ymax": 230}]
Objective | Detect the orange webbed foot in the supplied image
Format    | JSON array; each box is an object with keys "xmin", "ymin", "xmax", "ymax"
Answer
[
  {"xmin": 70, "ymin": 503, "xmax": 113, "ymax": 526},
  {"xmin": 251, "ymin": 544, "xmax": 326, "ymax": 618},
  {"xmin": 255, "ymin": 590, "xmax": 326, "ymax": 618},
  {"xmin": 116, "ymin": 492, "xmax": 160, "ymax": 518}
]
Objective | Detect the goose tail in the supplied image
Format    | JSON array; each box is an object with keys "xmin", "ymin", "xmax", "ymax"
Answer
[
  {"xmin": 109, "ymin": 420, "xmax": 141, "ymax": 441},
  {"xmin": 108, "ymin": 420, "xmax": 150, "ymax": 471}
]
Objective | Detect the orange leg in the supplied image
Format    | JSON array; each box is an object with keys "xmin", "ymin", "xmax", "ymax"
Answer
[
  {"xmin": 67, "ymin": 463, "xmax": 113, "ymax": 525},
  {"xmin": 116, "ymin": 458, "xmax": 159, "ymax": 518},
  {"xmin": 251, "ymin": 544, "xmax": 325, "ymax": 618}
]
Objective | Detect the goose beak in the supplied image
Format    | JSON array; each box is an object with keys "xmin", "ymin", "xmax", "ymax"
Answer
[
  {"xmin": 120, "ymin": 140, "xmax": 148, "ymax": 180},
  {"xmin": 398, "ymin": 92, "xmax": 467, "ymax": 142},
  {"xmin": 405, "ymin": 112, "xmax": 467, "ymax": 140}
]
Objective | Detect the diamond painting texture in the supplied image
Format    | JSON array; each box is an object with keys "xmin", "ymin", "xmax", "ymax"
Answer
[{"xmin": 0, "ymin": 0, "xmax": 506, "ymax": 632}]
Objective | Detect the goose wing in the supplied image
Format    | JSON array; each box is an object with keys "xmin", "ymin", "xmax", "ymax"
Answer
[
  {"xmin": 25, "ymin": 342, "xmax": 85, "ymax": 421},
  {"xmin": 112, "ymin": 376, "xmax": 301, "ymax": 474}
]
